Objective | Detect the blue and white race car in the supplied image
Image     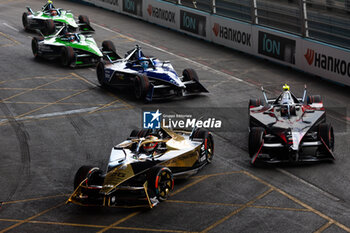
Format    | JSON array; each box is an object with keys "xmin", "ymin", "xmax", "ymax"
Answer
[{"xmin": 96, "ymin": 45, "xmax": 208, "ymax": 101}]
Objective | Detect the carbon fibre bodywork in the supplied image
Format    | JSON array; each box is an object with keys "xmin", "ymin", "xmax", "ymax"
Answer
[
  {"xmin": 67, "ymin": 127, "xmax": 214, "ymax": 208},
  {"xmin": 248, "ymin": 87, "xmax": 335, "ymax": 165}
]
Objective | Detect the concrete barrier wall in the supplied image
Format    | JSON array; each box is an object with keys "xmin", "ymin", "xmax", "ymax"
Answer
[{"xmin": 78, "ymin": 0, "xmax": 350, "ymax": 86}]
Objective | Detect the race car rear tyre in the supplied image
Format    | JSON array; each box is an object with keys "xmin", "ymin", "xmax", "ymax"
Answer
[
  {"xmin": 318, "ymin": 123, "xmax": 334, "ymax": 151},
  {"xmin": 32, "ymin": 37, "xmax": 43, "ymax": 59},
  {"xmin": 22, "ymin": 12, "xmax": 31, "ymax": 31},
  {"xmin": 192, "ymin": 128, "xmax": 214, "ymax": 163},
  {"xmin": 78, "ymin": 15, "xmax": 90, "ymax": 25},
  {"xmin": 134, "ymin": 75, "xmax": 149, "ymax": 100},
  {"xmin": 102, "ymin": 40, "xmax": 120, "ymax": 60},
  {"xmin": 307, "ymin": 95, "xmax": 322, "ymax": 104},
  {"xmin": 42, "ymin": 19, "xmax": 55, "ymax": 36},
  {"xmin": 182, "ymin": 68, "xmax": 199, "ymax": 82},
  {"xmin": 73, "ymin": 166, "xmax": 102, "ymax": 190},
  {"xmin": 60, "ymin": 46, "xmax": 75, "ymax": 67},
  {"xmin": 147, "ymin": 166, "xmax": 174, "ymax": 202},
  {"xmin": 96, "ymin": 62, "xmax": 105, "ymax": 86},
  {"xmin": 129, "ymin": 129, "xmax": 152, "ymax": 138},
  {"xmin": 248, "ymin": 127, "xmax": 265, "ymax": 158},
  {"xmin": 249, "ymin": 99, "xmax": 263, "ymax": 108}
]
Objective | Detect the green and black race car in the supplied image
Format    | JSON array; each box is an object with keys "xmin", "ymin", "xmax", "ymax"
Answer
[
  {"xmin": 22, "ymin": 0, "xmax": 93, "ymax": 35},
  {"xmin": 32, "ymin": 25, "xmax": 120, "ymax": 67}
]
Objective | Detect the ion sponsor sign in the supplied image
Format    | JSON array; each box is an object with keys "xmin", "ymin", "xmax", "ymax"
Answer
[
  {"xmin": 122, "ymin": 0, "xmax": 143, "ymax": 17},
  {"xmin": 258, "ymin": 31, "xmax": 296, "ymax": 64},
  {"xmin": 211, "ymin": 16, "xmax": 253, "ymax": 54},
  {"xmin": 180, "ymin": 10, "xmax": 207, "ymax": 37}
]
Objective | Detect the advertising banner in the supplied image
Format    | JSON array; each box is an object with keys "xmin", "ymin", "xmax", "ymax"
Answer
[
  {"xmin": 178, "ymin": 8, "xmax": 209, "ymax": 39},
  {"xmin": 210, "ymin": 15, "xmax": 253, "ymax": 54},
  {"xmin": 121, "ymin": 0, "xmax": 145, "ymax": 19},
  {"xmin": 81, "ymin": 0, "xmax": 121, "ymax": 13},
  {"xmin": 253, "ymin": 28, "xmax": 299, "ymax": 67},
  {"xmin": 146, "ymin": 0, "xmax": 179, "ymax": 29},
  {"xmin": 300, "ymin": 40, "xmax": 350, "ymax": 86}
]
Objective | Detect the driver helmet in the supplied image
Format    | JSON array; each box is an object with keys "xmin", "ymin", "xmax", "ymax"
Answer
[
  {"xmin": 65, "ymin": 33, "xmax": 75, "ymax": 42},
  {"xmin": 281, "ymin": 84, "xmax": 294, "ymax": 105},
  {"xmin": 143, "ymin": 135, "xmax": 158, "ymax": 153},
  {"xmin": 139, "ymin": 57, "xmax": 149, "ymax": 69},
  {"xmin": 47, "ymin": 0, "xmax": 54, "ymax": 9},
  {"xmin": 50, "ymin": 9, "xmax": 57, "ymax": 16}
]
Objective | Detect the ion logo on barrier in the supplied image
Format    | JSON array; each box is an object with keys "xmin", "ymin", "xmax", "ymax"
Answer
[
  {"xmin": 147, "ymin": 5, "xmax": 175, "ymax": 23},
  {"xmin": 258, "ymin": 31, "xmax": 295, "ymax": 64},
  {"xmin": 123, "ymin": 0, "xmax": 142, "ymax": 16},
  {"xmin": 180, "ymin": 10, "xmax": 206, "ymax": 37},
  {"xmin": 143, "ymin": 110, "xmax": 162, "ymax": 129},
  {"xmin": 212, "ymin": 23, "xmax": 251, "ymax": 47},
  {"xmin": 304, "ymin": 48, "xmax": 350, "ymax": 78}
]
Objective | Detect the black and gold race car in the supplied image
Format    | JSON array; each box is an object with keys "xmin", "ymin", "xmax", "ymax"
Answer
[{"xmin": 67, "ymin": 127, "xmax": 214, "ymax": 208}]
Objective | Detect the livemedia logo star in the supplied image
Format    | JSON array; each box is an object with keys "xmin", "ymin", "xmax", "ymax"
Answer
[
  {"xmin": 143, "ymin": 109, "xmax": 162, "ymax": 129},
  {"xmin": 304, "ymin": 48, "xmax": 315, "ymax": 65}
]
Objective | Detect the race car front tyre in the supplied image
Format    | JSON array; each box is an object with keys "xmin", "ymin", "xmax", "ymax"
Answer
[
  {"xmin": 73, "ymin": 166, "xmax": 102, "ymax": 190},
  {"xmin": 307, "ymin": 95, "xmax": 322, "ymax": 104},
  {"xmin": 60, "ymin": 46, "xmax": 75, "ymax": 67},
  {"xmin": 78, "ymin": 15, "xmax": 90, "ymax": 25},
  {"xmin": 134, "ymin": 75, "xmax": 149, "ymax": 100},
  {"xmin": 42, "ymin": 19, "xmax": 55, "ymax": 36},
  {"xmin": 96, "ymin": 62, "xmax": 105, "ymax": 86},
  {"xmin": 182, "ymin": 68, "xmax": 199, "ymax": 82},
  {"xmin": 192, "ymin": 128, "xmax": 214, "ymax": 163},
  {"xmin": 32, "ymin": 37, "xmax": 43, "ymax": 59},
  {"xmin": 248, "ymin": 127, "xmax": 265, "ymax": 158},
  {"xmin": 318, "ymin": 123, "xmax": 334, "ymax": 151},
  {"xmin": 22, "ymin": 12, "xmax": 31, "ymax": 31},
  {"xmin": 147, "ymin": 166, "xmax": 174, "ymax": 202}
]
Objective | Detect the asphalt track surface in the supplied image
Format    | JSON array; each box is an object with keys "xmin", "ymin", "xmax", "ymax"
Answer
[{"xmin": 0, "ymin": 0, "xmax": 350, "ymax": 232}]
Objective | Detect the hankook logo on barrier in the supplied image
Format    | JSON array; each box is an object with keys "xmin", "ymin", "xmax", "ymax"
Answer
[
  {"xmin": 304, "ymin": 48, "xmax": 350, "ymax": 78},
  {"xmin": 147, "ymin": 5, "xmax": 176, "ymax": 23},
  {"xmin": 123, "ymin": 0, "xmax": 142, "ymax": 16},
  {"xmin": 99, "ymin": 0, "xmax": 119, "ymax": 5},
  {"xmin": 212, "ymin": 23, "xmax": 251, "ymax": 47},
  {"xmin": 258, "ymin": 31, "xmax": 296, "ymax": 64},
  {"xmin": 180, "ymin": 10, "xmax": 206, "ymax": 37}
]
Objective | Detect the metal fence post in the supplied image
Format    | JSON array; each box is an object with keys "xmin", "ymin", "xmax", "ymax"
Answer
[
  {"xmin": 251, "ymin": 0, "xmax": 258, "ymax": 24},
  {"xmin": 212, "ymin": 0, "xmax": 216, "ymax": 14},
  {"xmin": 300, "ymin": 0, "xmax": 309, "ymax": 37}
]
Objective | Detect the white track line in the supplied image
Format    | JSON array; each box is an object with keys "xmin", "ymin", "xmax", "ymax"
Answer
[
  {"xmin": 92, "ymin": 22, "xmax": 254, "ymax": 86},
  {"xmin": 3, "ymin": 23, "xmax": 19, "ymax": 32}
]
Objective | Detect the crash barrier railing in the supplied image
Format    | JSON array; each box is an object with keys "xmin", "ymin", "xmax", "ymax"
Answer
[
  {"xmin": 73, "ymin": 0, "xmax": 350, "ymax": 87},
  {"xmin": 161, "ymin": 0, "xmax": 350, "ymax": 49}
]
